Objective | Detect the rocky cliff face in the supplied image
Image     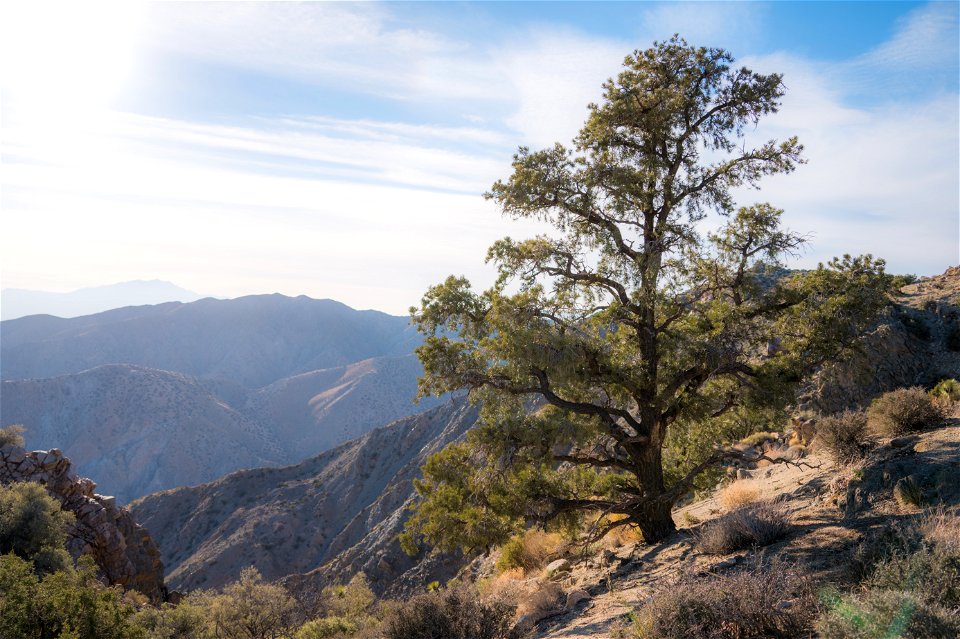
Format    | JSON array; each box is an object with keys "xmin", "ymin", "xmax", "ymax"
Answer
[
  {"xmin": 0, "ymin": 444, "xmax": 166, "ymax": 601},
  {"xmin": 799, "ymin": 267, "xmax": 960, "ymax": 414},
  {"xmin": 130, "ymin": 398, "xmax": 477, "ymax": 596}
]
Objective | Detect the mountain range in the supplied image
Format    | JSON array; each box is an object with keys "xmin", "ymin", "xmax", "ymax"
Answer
[
  {"xmin": 0, "ymin": 295, "xmax": 442, "ymax": 501},
  {"xmin": 0, "ymin": 280, "xmax": 205, "ymax": 321}
]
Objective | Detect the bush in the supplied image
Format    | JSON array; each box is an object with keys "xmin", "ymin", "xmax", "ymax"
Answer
[
  {"xmin": 816, "ymin": 411, "xmax": 871, "ymax": 463},
  {"xmin": 495, "ymin": 529, "xmax": 562, "ymax": 574},
  {"xmin": 381, "ymin": 584, "xmax": 515, "ymax": 639},
  {"xmin": 0, "ymin": 554, "xmax": 143, "ymax": 639},
  {"xmin": 319, "ymin": 572, "xmax": 375, "ymax": 619},
  {"xmin": 631, "ymin": 564, "xmax": 818, "ymax": 639},
  {"xmin": 930, "ymin": 378, "xmax": 960, "ymax": 402},
  {"xmin": 296, "ymin": 616, "xmax": 358, "ymax": 639},
  {"xmin": 867, "ymin": 387, "xmax": 943, "ymax": 437},
  {"xmin": 0, "ymin": 482, "xmax": 75, "ymax": 575},
  {"xmin": 0, "ymin": 425, "xmax": 26, "ymax": 448},
  {"xmin": 816, "ymin": 589, "xmax": 959, "ymax": 639},
  {"xmin": 866, "ymin": 546, "xmax": 960, "ymax": 608},
  {"xmin": 204, "ymin": 567, "xmax": 297, "ymax": 639},
  {"xmin": 696, "ymin": 501, "xmax": 790, "ymax": 555}
]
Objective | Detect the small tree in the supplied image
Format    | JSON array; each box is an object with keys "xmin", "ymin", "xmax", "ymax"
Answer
[
  {"xmin": 206, "ymin": 567, "xmax": 297, "ymax": 639},
  {"xmin": 0, "ymin": 482, "xmax": 74, "ymax": 575},
  {"xmin": 403, "ymin": 37, "xmax": 891, "ymax": 551}
]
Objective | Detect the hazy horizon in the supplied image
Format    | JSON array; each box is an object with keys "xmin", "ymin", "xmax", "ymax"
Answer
[{"xmin": 2, "ymin": 1, "xmax": 958, "ymax": 315}]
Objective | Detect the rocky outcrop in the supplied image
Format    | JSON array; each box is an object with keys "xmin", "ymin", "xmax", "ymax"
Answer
[
  {"xmin": 799, "ymin": 267, "xmax": 960, "ymax": 414},
  {"xmin": 0, "ymin": 444, "xmax": 166, "ymax": 601}
]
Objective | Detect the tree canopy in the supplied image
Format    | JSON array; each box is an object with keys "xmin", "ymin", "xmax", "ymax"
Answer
[{"xmin": 402, "ymin": 36, "xmax": 892, "ymax": 552}]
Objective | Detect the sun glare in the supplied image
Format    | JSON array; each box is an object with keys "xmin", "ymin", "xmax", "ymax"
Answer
[{"xmin": 0, "ymin": 1, "xmax": 145, "ymax": 113}]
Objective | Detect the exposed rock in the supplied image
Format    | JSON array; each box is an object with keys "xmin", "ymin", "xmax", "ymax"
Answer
[
  {"xmin": 0, "ymin": 444, "xmax": 166, "ymax": 601},
  {"xmin": 799, "ymin": 267, "xmax": 960, "ymax": 414},
  {"xmin": 566, "ymin": 589, "xmax": 591, "ymax": 609},
  {"xmin": 546, "ymin": 559, "xmax": 572, "ymax": 577}
]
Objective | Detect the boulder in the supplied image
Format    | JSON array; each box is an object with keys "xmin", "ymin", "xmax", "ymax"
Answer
[
  {"xmin": 566, "ymin": 589, "xmax": 591, "ymax": 609},
  {"xmin": 545, "ymin": 558, "xmax": 571, "ymax": 576}
]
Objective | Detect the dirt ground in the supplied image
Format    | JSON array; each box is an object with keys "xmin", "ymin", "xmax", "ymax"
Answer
[{"xmin": 530, "ymin": 421, "xmax": 960, "ymax": 638}]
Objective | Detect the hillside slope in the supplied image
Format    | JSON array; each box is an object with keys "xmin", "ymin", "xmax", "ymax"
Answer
[
  {"xmin": 129, "ymin": 398, "xmax": 477, "ymax": 592},
  {"xmin": 0, "ymin": 357, "xmax": 442, "ymax": 501},
  {"xmin": 0, "ymin": 364, "xmax": 280, "ymax": 502}
]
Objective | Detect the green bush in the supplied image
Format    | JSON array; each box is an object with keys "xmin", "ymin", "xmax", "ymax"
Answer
[
  {"xmin": 296, "ymin": 616, "xmax": 358, "ymax": 639},
  {"xmin": 816, "ymin": 589, "xmax": 959, "ymax": 639},
  {"xmin": 696, "ymin": 501, "xmax": 791, "ymax": 555},
  {"xmin": 867, "ymin": 387, "xmax": 942, "ymax": 437},
  {"xmin": 0, "ymin": 482, "xmax": 75, "ymax": 575},
  {"xmin": 930, "ymin": 378, "xmax": 960, "ymax": 402},
  {"xmin": 632, "ymin": 564, "xmax": 818, "ymax": 639},
  {"xmin": 0, "ymin": 553, "xmax": 143, "ymax": 639},
  {"xmin": 381, "ymin": 584, "xmax": 514, "ymax": 639},
  {"xmin": 815, "ymin": 411, "xmax": 871, "ymax": 463}
]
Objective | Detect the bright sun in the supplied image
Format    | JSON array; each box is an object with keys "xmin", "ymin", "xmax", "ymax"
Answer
[{"xmin": 0, "ymin": 1, "xmax": 145, "ymax": 113}]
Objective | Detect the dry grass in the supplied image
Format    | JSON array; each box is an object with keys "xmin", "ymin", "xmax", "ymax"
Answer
[
  {"xmin": 696, "ymin": 501, "xmax": 791, "ymax": 555},
  {"xmin": 739, "ymin": 431, "xmax": 778, "ymax": 448},
  {"xmin": 631, "ymin": 563, "xmax": 818, "ymax": 639},
  {"xmin": 867, "ymin": 387, "xmax": 944, "ymax": 437},
  {"xmin": 717, "ymin": 480, "xmax": 761, "ymax": 510},
  {"xmin": 495, "ymin": 529, "xmax": 564, "ymax": 575},
  {"xmin": 600, "ymin": 514, "xmax": 643, "ymax": 548},
  {"xmin": 922, "ymin": 507, "xmax": 960, "ymax": 554}
]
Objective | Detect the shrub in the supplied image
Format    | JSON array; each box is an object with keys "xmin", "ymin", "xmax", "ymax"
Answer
[
  {"xmin": 739, "ymin": 431, "xmax": 778, "ymax": 448},
  {"xmin": 296, "ymin": 616, "xmax": 358, "ymax": 639},
  {"xmin": 631, "ymin": 564, "xmax": 818, "ymax": 639},
  {"xmin": 930, "ymin": 378, "xmax": 960, "ymax": 402},
  {"xmin": 717, "ymin": 480, "xmax": 761, "ymax": 510},
  {"xmin": 816, "ymin": 411, "xmax": 871, "ymax": 463},
  {"xmin": 816, "ymin": 589, "xmax": 960, "ymax": 639},
  {"xmin": 866, "ymin": 547, "xmax": 960, "ymax": 608},
  {"xmin": 696, "ymin": 501, "xmax": 790, "ymax": 555},
  {"xmin": 205, "ymin": 567, "xmax": 297, "ymax": 639},
  {"xmin": 867, "ymin": 387, "xmax": 943, "ymax": 437},
  {"xmin": 495, "ymin": 529, "xmax": 562, "ymax": 574},
  {"xmin": 0, "ymin": 425, "xmax": 25, "ymax": 448},
  {"xmin": 319, "ymin": 572, "xmax": 375, "ymax": 620},
  {"xmin": 381, "ymin": 584, "xmax": 515, "ymax": 639},
  {"xmin": 0, "ymin": 482, "xmax": 75, "ymax": 575}
]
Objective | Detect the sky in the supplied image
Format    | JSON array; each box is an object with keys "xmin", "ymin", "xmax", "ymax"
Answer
[{"xmin": 1, "ymin": 1, "xmax": 958, "ymax": 315}]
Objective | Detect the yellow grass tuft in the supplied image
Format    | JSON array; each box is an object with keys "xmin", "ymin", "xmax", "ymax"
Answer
[{"xmin": 718, "ymin": 479, "xmax": 762, "ymax": 510}]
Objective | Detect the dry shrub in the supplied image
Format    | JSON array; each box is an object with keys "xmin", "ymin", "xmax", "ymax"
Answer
[
  {"xmin": 514, "ymin": 580, "xmax": 563, "ymax": 619},
  {"xmin": 922, "ymin": 507, "xmax": 960, "ymax": 554},
  {"xmin": 495, "ymin": 529, "xmax": 563, "ymax": 575},
  {"xmin": 867, "ymin": 387, "xmax": 943, "ymax": 437},
  {"xmin": 631, "ymin": 563, "xmax": 818, "ymax": 639},
  {"xmin": 381, "ymin": 584, "xmax": 515, "ymax": 639},
  {"xmin": 816, "ymin": 589, "xmax": 960, "ymax": 639},
  {"xmin": 696, "ymin": 501, "xmax": 790, "ymax": 555},
  {"xmin": 0, "ymin": 425, "xmax": 25, "ymax": 448},
  {"xmin": 718, "ymin": 480, "xmax": 761, "ymax": 510},
  {"xmin": 816, "ymin": 410, "xmax": 871, "ymax": 463}
]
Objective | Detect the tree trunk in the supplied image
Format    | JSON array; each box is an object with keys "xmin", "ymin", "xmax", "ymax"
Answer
[
  {"xmin": 631, "ymin": 442, "xmax": 677, "ymax": 543},
  {"xmin": 634, "ymin": 499, "xmax": 676, "ymax": 543}
]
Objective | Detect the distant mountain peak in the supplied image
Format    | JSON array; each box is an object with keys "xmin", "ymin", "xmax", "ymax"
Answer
[{"xmin": 1, "ymin": 280, "xmax": 208, "ymax": 320}]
